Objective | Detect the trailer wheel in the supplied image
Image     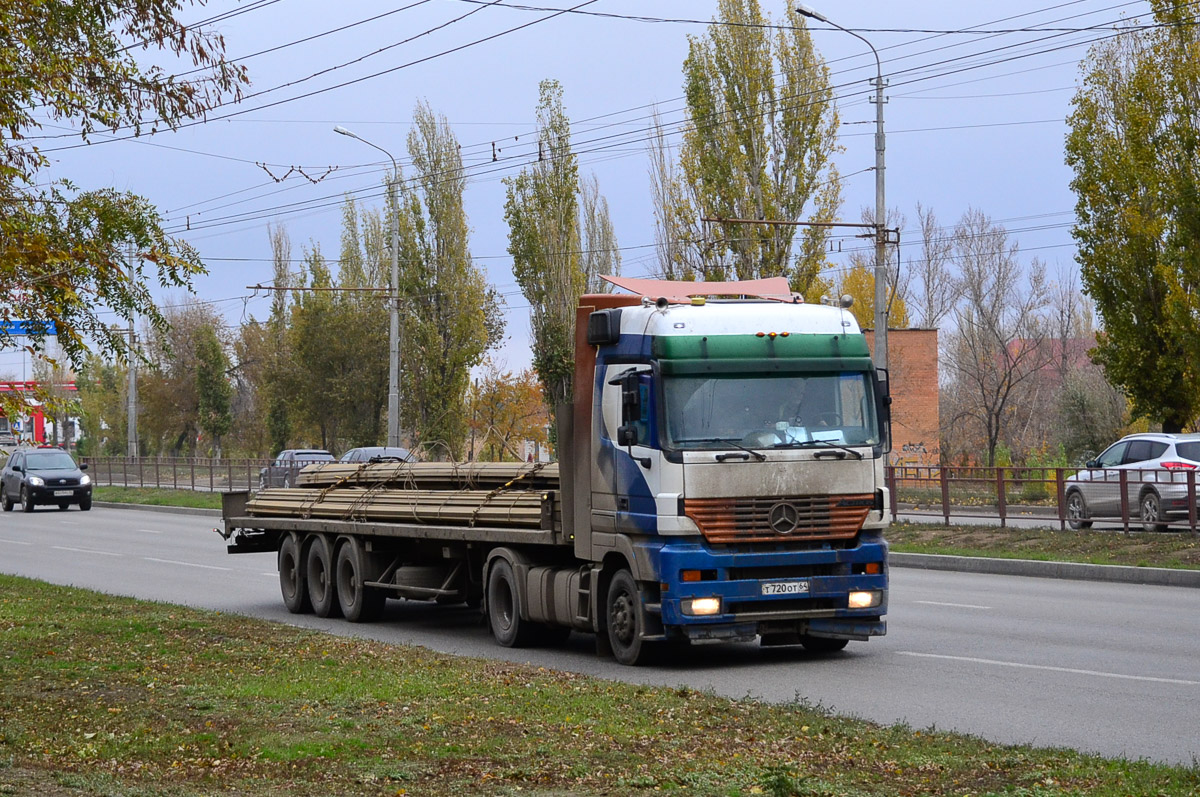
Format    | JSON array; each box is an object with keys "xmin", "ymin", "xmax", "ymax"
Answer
[
  {"xmin": 606, "ymin": 569, "xmax": 650, "ymax": 666},
  {"xmin": 335, "ymin": 537, "xmax": 384, "ymax": 622},
  {"xmin": 278, "ymin": 533, "xmax": 311, "ymax": 614},
  {"xmin": 487, "ymin": 558, "xmax": 536, "ymax": 647},
  {"xmin": 306, "ymin": 534, "xmax": 341, "ymax": 618}
]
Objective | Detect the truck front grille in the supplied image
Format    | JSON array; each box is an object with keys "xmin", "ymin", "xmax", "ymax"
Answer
[{"xmin": 684, "ymin": 495, "xmax": 872, "ymax": 545}]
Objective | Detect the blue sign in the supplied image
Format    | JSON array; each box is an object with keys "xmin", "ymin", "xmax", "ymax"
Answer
[{"xmin": 0, "ymin": 321, "xmax": 57, "ymax": 336}]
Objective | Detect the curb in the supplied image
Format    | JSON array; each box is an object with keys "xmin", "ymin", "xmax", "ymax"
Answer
[
  {"xmin": 890, "ymin": 552, "xmax": 1200, "ymax": 589},
  {"xmin": 94, "ymin": 501, "xmax": 222, "ymax": 518}
]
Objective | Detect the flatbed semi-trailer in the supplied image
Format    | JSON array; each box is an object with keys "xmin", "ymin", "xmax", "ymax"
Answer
[{"xmin": 220, "ymin": 278, "xmax": 891, "ymax": 664}]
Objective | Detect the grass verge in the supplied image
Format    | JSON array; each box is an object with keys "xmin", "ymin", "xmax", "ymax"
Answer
[
  {"xmin": 889, "ymin": 522, "xmax": 1200, "ymax": 570},
  {"xmin": 93, "ymin": 486, "xmax": 221, "ymax": 510},
  {"xmin": 0, "ymin": 575, "xmax": 1197, "ymax": 796}
]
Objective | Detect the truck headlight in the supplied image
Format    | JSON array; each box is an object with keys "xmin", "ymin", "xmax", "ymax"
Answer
[
  {"xmin": 682, "ymin": 597, "xmax": 722, "ymax": 616},
  {"xmin": 848, "ymin": 590, "xmax": 882, "ymax": 609},
  {"xmin": 28, "ymin": 476, "xmax": 44, "ymax": 487}
]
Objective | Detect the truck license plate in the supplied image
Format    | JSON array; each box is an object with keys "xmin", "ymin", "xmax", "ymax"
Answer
[
  {"xmin": 761, "ymin": 580, "xmax": 809, "ymax": 596},
  {"xmin": 53, "ymin": 490, "xmax": 73, "ymax": 497}
]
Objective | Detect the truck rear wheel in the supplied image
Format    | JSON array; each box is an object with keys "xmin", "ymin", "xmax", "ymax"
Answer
[
  {"xmin": 606, "ymin": 569, "xmax": 650, "ymax": 666},
  {"xmin": 278, "ymin": 533, "xmax": 311, "ymax": 614},
  {"xmin": 306, "ymin": 534, "xmax": 341, "ymax": 618},
  {"xmin": 335, "ymin": 537, "xmax": 384, "ymax": 622},
  {"xmin": 487, "ymin": 558, "xmax": 536, "ymax": 647}
]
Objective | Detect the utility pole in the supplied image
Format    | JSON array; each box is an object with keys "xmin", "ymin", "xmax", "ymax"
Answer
[
  {"xmin": 797, "ymin": 5, "xmax": 889, "ymax": 370},
  {"xmin": 126, "ymin": 324, "xmax": 138, "ymax": 458},
  {"xmin": 334, "ymin": 125, "xmax": 403, "ymax": 447}
]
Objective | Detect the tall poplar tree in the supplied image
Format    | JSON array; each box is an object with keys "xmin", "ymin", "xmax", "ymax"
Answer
[
  {"xmin": 400, "ymin": 100, "xmax": 501, "ymax": 459},
  {"xmin": 1066, "ymin": 0, "xmax": 1200, "ymax": 431},
  {"xmin": 195, "ymin": 324, "xmax": 232, "ymax": 458},
  {"xmin": 505, "ymin": 80, "xmax": 619, "ymax": 437},
  {"xmin": 658, "ymin": 0, "xmax": 841, "ymax": 292}
]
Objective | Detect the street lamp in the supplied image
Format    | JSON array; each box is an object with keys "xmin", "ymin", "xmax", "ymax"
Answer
[
  {"xmin": 334, "ymin": 125, "xmax": 402, "ymax": 447},
  {"xmin": 796, "ymin": 5, "xmax": 889, "ymax": 371}
]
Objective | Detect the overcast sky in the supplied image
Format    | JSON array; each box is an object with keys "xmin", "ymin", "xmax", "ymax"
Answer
[{"xmin": 7, "ymin": 0, "xmax": 1157, "ymax": 378}]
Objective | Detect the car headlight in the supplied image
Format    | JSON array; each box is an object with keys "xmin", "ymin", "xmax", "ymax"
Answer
[
  {"xmin": 27, "ymin": 476, "xmax": 44, "ymax": 487},
  {"xmin": 80, "ymin": 474, "xmax": 91, "ymax": 486}
]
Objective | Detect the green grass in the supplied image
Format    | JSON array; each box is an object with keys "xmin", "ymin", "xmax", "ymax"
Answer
[
  {"xmin": 92, "ymin": 486, "xmax": 221, "ymax": 510},
  {"xmin": 888, "ymin": 521, "xmax": 1200, "ymax": 570},
  {"xmin": 0, "ymin": 575, "xmax": 1197, "ymax": 796}
]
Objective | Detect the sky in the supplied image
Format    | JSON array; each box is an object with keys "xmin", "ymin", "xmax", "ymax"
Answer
[{"xmin": 6, "ymin": 0, "xmax": 1160, "ymax": 379}]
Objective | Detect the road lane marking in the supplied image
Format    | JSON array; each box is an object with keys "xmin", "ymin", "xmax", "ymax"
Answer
[
  {"xmin": 898, "ymin": 652, "xmax": 1200, "ymax": 686},
  {"xmin": 52, "ymin": 545, "xmax": 121, "ymax": 557},
  {"xmin": 143, "ymin": 557, "xmax": 230, "ymax": 572},
  {"xmin": 915, "ymin": 600, "xmax": 992, "ymax": 610},
  {"xmin": 0, "ymin": 538, "xmax": 32, "ymax": 545},
  {"xmin": 58, "ymin": 520, "xmax": 80, "ymax": 525},
  {"xmin": 135, "ymin": 529, "xmax": 162, "ymax": 535},
  {"xmin": 262, "ymin": 572, "xmax": 277, "ymax": 578}
]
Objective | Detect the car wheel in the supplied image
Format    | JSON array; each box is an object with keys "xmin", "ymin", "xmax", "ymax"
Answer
[
  {"xmin": 1065, "ymin": 490, "xmax": 1092, "ymax": 530},
  {"xmin": 20, "ymin": 486, "xmax": 34, "ymax": 513},
  {"xmin": 57, "ymin": 502, "xmax": 69, "ymax": 510},
  {"xmin": 282, "ymin": 475, "xmax": 291, "ymax": 489},
  {"xmin": 258, "ymin": 473, "xmax": 267, "ymax": 490},
  {"xmin": 1140, "ymin": 490, "xmax": 1168, "ymax": 533},
  {"xmin": 79, "ymin": 496, "xmax": 92, "ymax": 511},
  {"xmin": 1, "ymin": 488, "xmax": 12, "ymax": 512}
]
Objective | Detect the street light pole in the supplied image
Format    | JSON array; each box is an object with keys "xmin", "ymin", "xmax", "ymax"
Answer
[
  {"xmin": 334, "ymin": 126, "xmax": 402, "ymax": 447},
  {"xmin": 797, "ymin": 6, "xmax": 889, "ymax": 371}
]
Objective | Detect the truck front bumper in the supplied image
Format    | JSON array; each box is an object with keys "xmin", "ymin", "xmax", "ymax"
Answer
[{"xmin": 646, "ymin": 538, "xmax": 888, "ymax": 642}]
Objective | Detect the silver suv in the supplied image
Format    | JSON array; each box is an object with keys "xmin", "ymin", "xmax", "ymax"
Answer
[{"xmin": 1065, "ymin": 432, "xmax": 1200, "ymax": 532}]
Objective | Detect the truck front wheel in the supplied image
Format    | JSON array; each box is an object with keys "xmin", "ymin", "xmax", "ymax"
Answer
[
  {"xmin": 278, "ymin": 533, "xmax": 312, "ymax": 614},
  {"xmin": 606, "ymin": 570, "xmax": 650, "ymax": 666},
  {"xmin": 487, "ymin": 558, "xmax": 536, "ymax": 647},
  {"xmin": 335, "ymin": 537, "xmax": 384, "ymax": 622},
  {"xmin": 306, "ymin": 534, "xmax": 341, "ymax": 618}
]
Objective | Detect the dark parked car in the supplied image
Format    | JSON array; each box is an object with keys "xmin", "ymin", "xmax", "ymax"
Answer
[
  {"xmin": 339, "ymin": 446, "xmax": 413, "ymax": 464},
  {"xmin": 1, "ymin": 446, "xmax": 92, "ymax": 512},
  {"xmin": 258, "ymin": 449, "xmax": 334, "ymax": 489}
]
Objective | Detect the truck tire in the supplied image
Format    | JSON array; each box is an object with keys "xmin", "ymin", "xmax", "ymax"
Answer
[
  {"xmin": 487, "ymin": 558, "xmax": 537, "ymax": 647},
  {"xmin": 278, "ymin": 533, "xmax": 312, "ymax": 614},
  {"xmin": 606, "ymin": 569, "xmax": 650, "ymax": 666},
  {"xmin": 305, "ymin": 534, "xmax": 342, "ymax": 618},
  {"xmin": 335, "ymin": 537, "xmax": 384, "ymax": 622}
]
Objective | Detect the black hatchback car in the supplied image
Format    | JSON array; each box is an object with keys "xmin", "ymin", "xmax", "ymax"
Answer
[{"xmin": 1, "ymin": 447, "xmax": 92, "ymax": 512}]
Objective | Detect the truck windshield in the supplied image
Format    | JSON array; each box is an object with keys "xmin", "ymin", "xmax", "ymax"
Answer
[{"xmin": 662, "ymin": 372, "xmax": 880, "ymax": 451}]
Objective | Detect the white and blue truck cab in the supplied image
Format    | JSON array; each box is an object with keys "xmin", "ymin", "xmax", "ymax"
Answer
[{"xmin": 565, "ymin": 277, "xmax": 890, "ymax": 663}]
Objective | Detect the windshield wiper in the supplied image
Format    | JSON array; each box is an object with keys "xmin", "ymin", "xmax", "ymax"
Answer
[
  {"xmin": 675, "ymin": 437, "xmax": 767, "ymax": 462},
  {"xmin": 770, "ymin": 438, "xmax": 864, "ymax": 460}
]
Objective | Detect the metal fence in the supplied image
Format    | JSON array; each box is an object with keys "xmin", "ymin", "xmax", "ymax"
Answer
[
  {"xmin": 81, "ymin": 456, "xmax": 272, "ymax": 493},
  {"xmin": 889, "ymin": 465, "xmax": 1200, "ymax": 533},
  {"xmin": 80, "ymin": 456, "xmax": 1200, "ymax": 534}
]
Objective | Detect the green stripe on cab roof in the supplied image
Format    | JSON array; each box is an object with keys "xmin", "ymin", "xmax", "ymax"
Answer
[{"xmin": 652, "ymin": 333, "xmax": 870, "ymax": 361}]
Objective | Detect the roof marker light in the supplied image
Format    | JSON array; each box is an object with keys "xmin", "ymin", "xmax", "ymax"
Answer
[{"xmin": 756, "ymin": 332, "xmax": 766, "ymax": 337}]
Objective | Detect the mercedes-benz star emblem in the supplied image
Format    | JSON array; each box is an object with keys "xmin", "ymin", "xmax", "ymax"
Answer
[{"xmin": 768, "ymin": 501, "xmax": 800, "ymax": 535}]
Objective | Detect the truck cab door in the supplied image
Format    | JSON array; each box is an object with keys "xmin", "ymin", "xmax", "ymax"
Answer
[{"xmin": 598, "ymin": 365, "xmax": 663, "ymax": 534}]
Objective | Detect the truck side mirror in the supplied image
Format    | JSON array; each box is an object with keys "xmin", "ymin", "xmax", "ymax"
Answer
[
  {"xmin": 873, "ymin": 369, "xmax": 892, "ymax": 453},
  {"xmin": 617, "ymin": 424, "xmax": 639, "ymax": 447}
]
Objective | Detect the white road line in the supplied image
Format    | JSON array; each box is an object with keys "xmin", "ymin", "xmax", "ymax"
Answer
[
  {"xmin": 135, "ymin": 529, "xmax": 163, "ymax": 535},
  {"xmin": 915, "ymin": 600, "xmax": 992, "ymax": 610},
  {"xmin": 143, "ymin": 557, "xmax": 230, "ymax": 572},
  {"xmin": 0, "ymin": 538, "xmax": 32, "ymax": 546},
  {"xmin": 52, "ymin": 545, "xmax": 121, "ymax": 557},
  {"xmin": 262, "ymin": 572, "xmax": 277, "ymax": 578},
  {"xmin": 897, "ymin": 652, "xmax": 1200, "ymax": 686},
  {"xmin": 58, "ymin": 520, "xmax": 81, "ymax": 525}
]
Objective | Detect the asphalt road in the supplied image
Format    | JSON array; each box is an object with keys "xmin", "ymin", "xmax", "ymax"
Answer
[{"xmin": 2, "ymin": 505, "xmax": 1198, "ymax": 766}]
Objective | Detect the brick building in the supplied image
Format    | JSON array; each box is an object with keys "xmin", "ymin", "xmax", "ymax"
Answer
[{"xmin": 863, "ymin": 329, "xmax": 940, "ymax": 466}]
